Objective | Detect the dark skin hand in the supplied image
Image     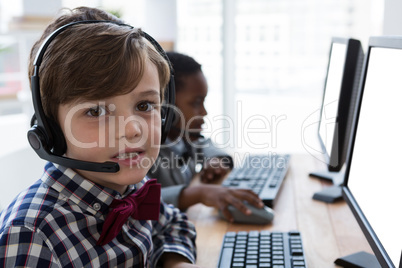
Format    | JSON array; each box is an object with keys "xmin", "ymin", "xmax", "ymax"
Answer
[
  {"xmin": 178, "ymin": 184, "xmax": 264, "ymax": 222},
  {"xmin": 200, "ymin": 157, "xmax": 232, "ymax": 183}
]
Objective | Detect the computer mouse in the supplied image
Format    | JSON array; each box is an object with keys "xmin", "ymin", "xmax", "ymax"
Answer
[{"xmin": 219, "ymin": 202, "xmax": 274, "ymax": 224}]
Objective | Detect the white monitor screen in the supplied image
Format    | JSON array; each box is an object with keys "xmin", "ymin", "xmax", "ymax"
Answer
[
  {"xmin": 348, "ymin": 46, "xmax": 402, "ymax": 266},
  {"xmin": 318, "ymin": 43, "xmax": 347, "ymax": 157}
]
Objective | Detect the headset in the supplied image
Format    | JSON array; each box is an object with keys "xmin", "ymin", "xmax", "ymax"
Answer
[{"xmin": 27, "ymin": 20, "xmax": 175, "ymax": 173}]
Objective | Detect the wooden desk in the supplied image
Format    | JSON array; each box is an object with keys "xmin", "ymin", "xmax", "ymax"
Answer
[{"xmin": 186, "ymin": 154, "xmax": 373, "ymax": 267}]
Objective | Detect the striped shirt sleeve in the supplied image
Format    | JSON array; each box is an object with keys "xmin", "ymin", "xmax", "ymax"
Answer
[{"xmin": 150, "ymin": 202, "xmax": 197, "ymax": 266}]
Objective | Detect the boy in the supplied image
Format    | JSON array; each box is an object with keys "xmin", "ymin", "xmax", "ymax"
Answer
[
  {"xmin": 148, "ymin": 52, "xmax": 264, "ymax": 222},
  {"xmin": 0, "ymin": 7, "xmax": 198, "ymax": 268}
]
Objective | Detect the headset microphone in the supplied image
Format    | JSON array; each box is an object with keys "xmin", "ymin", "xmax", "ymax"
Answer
[{"xmin": 27, "ymin": 20, "xmax": 175, "ymax": 173}]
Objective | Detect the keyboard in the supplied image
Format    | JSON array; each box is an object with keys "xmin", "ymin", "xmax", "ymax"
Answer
[
  {"xmin": 217, "ymin": 230, "xmax": 307, "ymax": 268},
  {"xmin": 222, "ymin": 154, "xmax": 290, "ymax": 207}
]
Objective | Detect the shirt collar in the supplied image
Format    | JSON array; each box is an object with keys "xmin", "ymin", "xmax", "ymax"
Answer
[{"xmin": 41, "ymin": 162, "xmax": 144, "ymax": 216}]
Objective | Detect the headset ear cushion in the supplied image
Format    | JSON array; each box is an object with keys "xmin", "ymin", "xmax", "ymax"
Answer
[
  {"xmin": 27, "ymin": 126, "xmax": 48, "ymax": 151},
  {"xmin": 47, "ymin": 118, "xmax": 67, "ymax": 155},
  {"xmin": 171, "ymin": 108, "xmax": 180, "ymax": 126},
  {"xmin": 161, "ymin": 105, "xmax": 169, "ymax": 144},
  {"xmin": 161, "ymin": 105, "xmax": 167, "ymax": 120},
  {"xmin": 160, "ymin": 76, "xmax": 176, "ymax": 144}
]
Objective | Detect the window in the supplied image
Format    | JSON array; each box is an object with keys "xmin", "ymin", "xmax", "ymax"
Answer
[{"xmin": 176, "ymin": 0, "xmax": 383, "ymax": 154}]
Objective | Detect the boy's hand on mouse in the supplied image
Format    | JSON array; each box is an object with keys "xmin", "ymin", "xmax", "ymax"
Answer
[
  {"xmin": 199, "ymin": 185, "xmax": 264, "ymax": 222},
  {"xmin": 200, "ymin": 157, "xmax": 231, "ymax": 183}
]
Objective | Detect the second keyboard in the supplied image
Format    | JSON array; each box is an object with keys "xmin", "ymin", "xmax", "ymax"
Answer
[{"xmin": 222, "ymin": 154, "xmax": 290, "ymax": 207}]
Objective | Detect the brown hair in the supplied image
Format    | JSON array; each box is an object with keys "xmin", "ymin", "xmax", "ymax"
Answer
[{"xmin": 28, "ymin": 6, "xmax": 170, "ymax": 122}]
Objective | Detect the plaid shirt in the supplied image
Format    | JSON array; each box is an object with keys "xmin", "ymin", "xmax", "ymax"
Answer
[{"xmin": 0, "ymin": 162, "xmax": 196, "ymax": 267}]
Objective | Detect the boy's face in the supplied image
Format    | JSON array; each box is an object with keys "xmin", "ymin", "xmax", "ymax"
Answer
[
  {"xmin": 58, "ymin": 61, "xmax": 161, "ymax": 194},
  {"xmin": 175, "ymin": 71, "xmax": 208, "ymax": 138}
]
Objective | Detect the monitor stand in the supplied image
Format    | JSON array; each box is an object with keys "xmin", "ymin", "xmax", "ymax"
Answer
[
  {"xmin": 334, "ymin": 251, "xmax": 381, "ymax": 268},
  {"xmin": 309, "ymin": 170, "xmax": 345, "ymax": 203}
]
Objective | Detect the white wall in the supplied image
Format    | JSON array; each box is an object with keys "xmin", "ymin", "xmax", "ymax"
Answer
[
  {"xmin": 383, "ymin": 0, "xmax": 402, "ymax": 35},
  {"xmin": 143, "ymin": 0, "xmax": 177, "ymax": 42},
  {"xmin": 0, "ymin": 147, "xmax": 46, "ymax": 209}
]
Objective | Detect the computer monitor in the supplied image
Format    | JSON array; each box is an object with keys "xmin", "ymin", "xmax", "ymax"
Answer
[
  {"xmin": 309, "ymin": 37, "xmax": 364, "ymax": 203},
  {"xmin": 340, "ymin": 36, "xmax": 402, "ymax": 268}
]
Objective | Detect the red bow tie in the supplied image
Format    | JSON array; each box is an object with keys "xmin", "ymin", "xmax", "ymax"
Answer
[{"xmin": 97, "ymin": 179, "xmax": 161, "ymax": 245}]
